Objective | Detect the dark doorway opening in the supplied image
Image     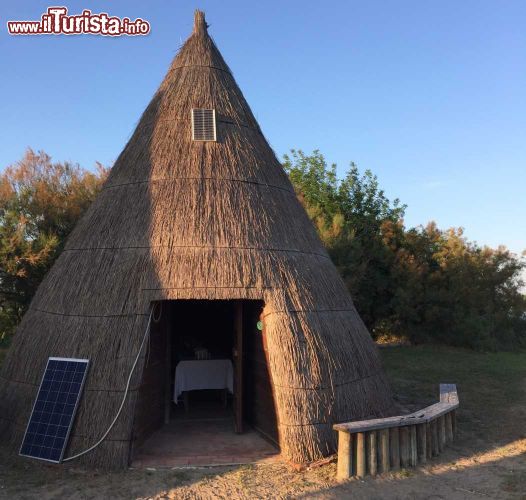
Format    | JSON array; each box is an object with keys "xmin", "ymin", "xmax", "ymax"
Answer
[
  {"xmin": 131, "ymin": 299, "xmax": 279, "ymax": 466},
  {"xmin": 168, "ymin": 300, "xmax": 238, "ymax": 430}
]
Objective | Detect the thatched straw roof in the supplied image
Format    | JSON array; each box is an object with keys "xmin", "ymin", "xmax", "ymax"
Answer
[{"xmin": 0, "ymin": 10, "xmax": 393, "ymax": 468}]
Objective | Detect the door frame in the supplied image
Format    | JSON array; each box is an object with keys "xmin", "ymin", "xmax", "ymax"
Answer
[
  {"xmin": 158, "ymin": 298, "xmax": 270, "ymax": 435},
  {"xmin": 233, "ymin": 300, "xmax": 243, "ymax": 433}
]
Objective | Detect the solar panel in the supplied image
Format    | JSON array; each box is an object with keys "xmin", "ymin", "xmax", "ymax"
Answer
[{"xmin": 20, "ymin": 357, "xmax": 89, "ymax": 463}]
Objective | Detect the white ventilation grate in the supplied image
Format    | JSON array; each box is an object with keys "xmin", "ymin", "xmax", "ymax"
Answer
[{"xmin": 191, "ymin": 108, "xmax": 216, "ymax": 141}]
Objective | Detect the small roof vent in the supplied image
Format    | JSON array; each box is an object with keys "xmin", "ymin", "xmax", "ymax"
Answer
[{"xmin": 191, "ymin": 108, "xmax": 216, "ymax": 141}]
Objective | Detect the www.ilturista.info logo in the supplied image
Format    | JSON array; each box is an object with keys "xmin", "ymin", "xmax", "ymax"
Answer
[{"xmin": 7, "ymin": 7, "xmax": 150, "ymax": 36}]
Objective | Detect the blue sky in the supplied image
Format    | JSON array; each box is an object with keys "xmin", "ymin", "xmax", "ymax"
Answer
[{"xmin": 1, "ymin": 1, "xmax": 525, "ymax": 256}]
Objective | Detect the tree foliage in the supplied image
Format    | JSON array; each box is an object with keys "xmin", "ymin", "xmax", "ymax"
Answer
[
  {"xmin": 0, "ymin": 149, "xmax": 108, "ymax": 341},
  {"xmin": 284, "ymin": 150, "xmax": 526, "ymax": 350}
]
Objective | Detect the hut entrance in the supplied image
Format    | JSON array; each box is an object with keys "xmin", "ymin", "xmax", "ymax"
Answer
[
  {"xmin": 168, "ymin": 300, "xmax": 240, "ymax": 429},
  {"xmin": 131, "ymin": 299, "xmax": 279, "ymax": 466}
]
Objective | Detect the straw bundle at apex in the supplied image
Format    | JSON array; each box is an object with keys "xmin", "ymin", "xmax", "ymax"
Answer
[{"xmin": 0, "ymin": 11, "xmax": 393, "ymax": 468}]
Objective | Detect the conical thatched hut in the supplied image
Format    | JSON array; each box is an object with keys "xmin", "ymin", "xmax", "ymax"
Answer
[{"xmin": 0, "ymin": 11, "xmax": 393, "ymax": 468}]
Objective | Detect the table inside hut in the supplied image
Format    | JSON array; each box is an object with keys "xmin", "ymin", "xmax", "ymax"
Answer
[{"xmin": 173, "ymin": 359, "xmax": 234, "ymax": 412}]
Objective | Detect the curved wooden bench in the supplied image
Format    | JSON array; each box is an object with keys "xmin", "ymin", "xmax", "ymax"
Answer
[{"xmin": 334, "ymin": 384, "xmax": 459, "ymax": 480}]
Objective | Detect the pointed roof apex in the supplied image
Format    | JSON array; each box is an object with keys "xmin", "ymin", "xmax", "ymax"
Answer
[
  {"xmin": 170, "ymin": 9, "xmax": 231, "ymax": 74},
  {"xmin": 193, "ymin": 10, "xmax": 208, "ymax": 35}
]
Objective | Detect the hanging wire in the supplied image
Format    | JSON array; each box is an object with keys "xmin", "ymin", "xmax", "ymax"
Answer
[{"xmin": 62, "ymin": 309, "xmax": 153, "ymax": 462}]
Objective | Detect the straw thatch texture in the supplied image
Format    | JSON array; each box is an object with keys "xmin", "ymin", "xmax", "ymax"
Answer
[{"xmin": 0, "ymin": 10, "xmax": 393, "ymax": 467}]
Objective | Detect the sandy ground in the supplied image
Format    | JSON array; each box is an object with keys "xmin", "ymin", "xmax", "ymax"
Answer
[
  {"xmin": 0, "ymin": 437, "xmax": 525, "ymax": 499},
  {"xmin": 1, "ymin": 408, "xmax": 525, "ymax": 499},
  {"xmin": 1, "ymin": 349, "xmax": 525, "ymax": 499}
]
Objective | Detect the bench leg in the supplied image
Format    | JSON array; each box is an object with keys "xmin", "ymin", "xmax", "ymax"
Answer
[
  {"xmin": 417, "ymin": 423, "xmax": 427, "ymax": 464},
  {"xmin": 367, "ymin": 431, "xmax": 377, "ymax": 476},
  {"xmin": 426, "ymin": 423, "xmax": 432, "ymax": 459},
  {"xmin": 410, "ymin": 425, "xmax": 418, "ymax": 467},
  {"xmin": 431, "ymin": 420, "xmax": 439, "ymax": 456},
  {"xmin": 378, "ymin": 428, "xmax": 390, "ymax": 473},
  {"xmin": 390, "ymin": 427, "xmax": 400, "ymax": 470},
  {"xmin": 400, "ymin": 427, "xmax": 410, "ymax": 468},
  {"xmin": 356, "ymin": 432, "xmax": 366, "ymax": 478},
  {"xmin": 336, "ymin": 431, "xmax": 353, "ymax": 481},
  {"xmin": 438, "ymin": 416, "xmax": 446, "ymax": 451},
  {"xmin": 445, "ymin": 412, "xmax": 454, "ymax": 442}
]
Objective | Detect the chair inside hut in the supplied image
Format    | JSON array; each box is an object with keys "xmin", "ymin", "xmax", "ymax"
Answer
[{"xmin": 131, "ymin": 299, "xmax": 279, "ymax": 466}]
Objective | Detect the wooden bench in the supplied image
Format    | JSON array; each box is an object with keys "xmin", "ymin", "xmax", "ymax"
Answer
[{"xmin": 333, "ymin": 384, "xmax": 459, "ymax": 480}]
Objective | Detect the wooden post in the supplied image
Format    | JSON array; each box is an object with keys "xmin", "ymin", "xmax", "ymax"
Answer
[
  {"xmin": 164, "ymin": 309, "xmax": 171, "ymax": 424},
  {"xmin": 332, "ymin": 383, "xmax": 459, "ymax": 479},
  {"xmin": 440, "ymin": 383, "xmax": 459, "ymax": 405},
  {"xmin": 426, "ymin": 423, "xmax": 432, "ymax": 459},
  {"xmin": 416, "ymin": 423, "xmax": 427, "ymax": 464},
  {"xmin": 438, "ymin": 415, "xmax": 446, "ymax": 451},
  {"xmin": 431, "ymin": 420, "xmax": 439, "ymax": 456},
  {"xmin": 445, "ymin": 412, "xmax": 454, "ymax": 442},
  {"xmin": 336, "ymin": 431, "xmax": 353, "ymax": 481},
  {"xmin": 400, "ymin": 427, "xmax": 410, "ymax": 468},
  {"xmin": 233, "ymin": 301, "xmax": 243, "ymax": 433},
  {"xmin": 410, "ymin": 425, "xmax": 417, "ymax": 467},
  {"xmin": 356, "ymin": 432, "xmax": 366, "ymax": 478},
  {"xmin": 367, "ymin": 431, "xmax": 377, "ymax": 476},
  {"xmin": 451, "ymin": 409, "xmax": 457, "ymax": 437},
  {"xmin": 389, "ymin": 427, "xmax": 400, "ymax": 471},
  {"xmin": 378, "ymin": 428, "xmax": 390, "ymax": 473}
]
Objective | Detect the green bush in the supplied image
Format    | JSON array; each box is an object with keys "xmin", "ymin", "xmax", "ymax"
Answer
[{"xmin": 284, "ymin": 149, "xmax": 526, "ymax": 350}]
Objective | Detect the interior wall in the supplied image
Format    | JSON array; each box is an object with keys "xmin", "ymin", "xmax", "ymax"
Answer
[{"xmin": 169, "ymin": 300, "xmax": 235, "ymax": 365}]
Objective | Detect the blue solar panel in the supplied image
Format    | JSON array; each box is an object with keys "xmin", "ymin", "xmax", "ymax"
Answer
[{"xmin": 20, "ymin": 357, "xmax": 89, "ymax": 463}]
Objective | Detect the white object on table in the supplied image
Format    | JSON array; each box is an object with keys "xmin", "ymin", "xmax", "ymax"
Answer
[
  {"xmin": 194, "ymin": 348, "xmax": 210, "ymax": 360},
  {"xmin": 173, "ymin": 359, "xmax": 234, "ymax": 403}
]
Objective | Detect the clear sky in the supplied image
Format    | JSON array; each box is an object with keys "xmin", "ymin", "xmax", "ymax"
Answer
[{"xmin": 1, "ymin": 1, "xmax": 525, "ymax": 256}]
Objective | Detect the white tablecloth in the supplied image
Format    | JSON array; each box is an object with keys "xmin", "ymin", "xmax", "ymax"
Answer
[{"xmin": 173, "ymin": 359, "xmax": 234, "ymax": 402}]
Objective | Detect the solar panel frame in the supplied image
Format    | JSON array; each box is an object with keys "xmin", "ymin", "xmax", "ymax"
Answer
[
  {"xmin": 19, "ymin": 357, "xmax": 89, "ymax": 463},
  {"xmin": 191, "ymin": 108, "xmax": 217, "ymax": 141}
]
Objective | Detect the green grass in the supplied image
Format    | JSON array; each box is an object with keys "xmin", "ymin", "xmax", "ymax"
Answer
[
  {"xmin": 0, "ymin": 348, "xmax": 6, "ymax": 366},
  {"xmin": 380, "ymin": 345, "xmax": 526, "ymax": 442}
]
